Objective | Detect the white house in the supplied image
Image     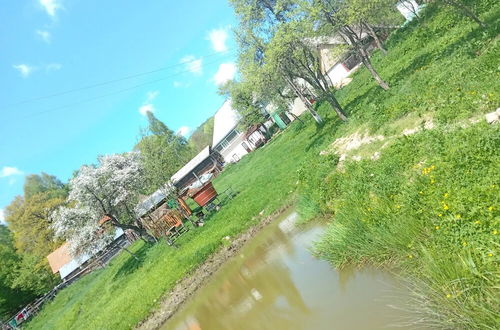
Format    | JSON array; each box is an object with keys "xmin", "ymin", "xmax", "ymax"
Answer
[{"xmin": 212, "ymin": 100, "xmax": 270, "ymax": 164}]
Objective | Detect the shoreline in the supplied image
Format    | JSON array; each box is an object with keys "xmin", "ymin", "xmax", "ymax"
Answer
[{"xmin": 135, "ymin": 203, "xmax": 293, "ymax": 330}]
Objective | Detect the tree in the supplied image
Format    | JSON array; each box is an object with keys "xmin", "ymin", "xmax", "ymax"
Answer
[
  {"xmin": 51, "ymin": 152, "xmax": 153, "ymax": 257},
  {"xmin": 230, "ymin": 0, "xmax": 347, "ymax": 122},
  {"xmin": 313, "ymin": 0, "xmax": 391, "ymax": 90},
  {"xmin": 23, "ymin": 172, "xmax": 65, "ymax": 199},
  {"xmin": 5, "ymin": 192, "xmax": 66, "ymax": 258},
  {"xmin": 135, "ymin": 112, "xmax": 193, "ymax": 194},
  {"xmin": 0, "ymin": 227, "xmax": 41, "ymax": 318},
  {"xmin": 437, "ymin": 0, "xmax": 487, "ymax": 28},
  {"xmin": 188, "ymin": 117, "xmax": 215, "ymax": 153}
]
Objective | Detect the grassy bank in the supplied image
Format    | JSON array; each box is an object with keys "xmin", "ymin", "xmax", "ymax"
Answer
[
  {"xmin": 299, "ymin": 2, "xmax": 500, "ymax": 328},
  {"xmin": 26, "ymin": 1, "xmax": 499, "ymax": 328}
]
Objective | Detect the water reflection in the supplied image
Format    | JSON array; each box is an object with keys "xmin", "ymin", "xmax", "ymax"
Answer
[{"xmin": 165, "ymin": 210, "xmax": 415, "ymax": 330}]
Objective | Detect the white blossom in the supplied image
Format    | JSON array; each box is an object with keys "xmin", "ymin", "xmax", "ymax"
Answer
[{"xmin": 51, "ymin": 152, "xmax": 145, "ymax": 257}]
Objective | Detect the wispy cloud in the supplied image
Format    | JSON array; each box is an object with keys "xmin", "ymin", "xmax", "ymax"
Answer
[
  {"xmin": 213, "ymin": 62, "xmax": 237, "ymax": 86},
  {"xmin": 138, "ymin": 91, "xmax": 159, "ymax": 116},
  {"xmin": 13, "ymin": 64, "xmax": 35, "ymax": 78},
  {"xmin": 39, "ymin": 0, "xmax": 62, "ymax": 18},
  {"xmin": 173, "ymin": 81, "xmax": 190, "ymax": 88},
  {"xmin": 0, "ymin": 166, "xmax": 23, "ymax": 178},
  {"xmin": 181, "ymin": 55, "xmax": 203, "ymax": 75},
  {"xmin": 36, "ymin": 29, "xmax": 51, "ymax": 43},
  {"xmin": 208, "ymin": 28, "xmax": 229, "ymax": 53},
  {"xmin": 176, "ymin": 126, "xmax": 191, "ymax": 137},
  {"xmin": 46, "ymin": 63, "xmax": 62, "ymax": 72},
  {"xmin": 0, "ymin": 209, "xmax": 5, "ymax": 225}
]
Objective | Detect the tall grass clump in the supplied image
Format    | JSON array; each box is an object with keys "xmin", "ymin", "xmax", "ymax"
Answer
[{"xmin": 313, "ymin": 124, "xmax": 499, "ymax": 328}]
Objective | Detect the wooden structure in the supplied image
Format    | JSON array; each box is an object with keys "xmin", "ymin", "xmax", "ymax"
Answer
[{"xmin": 141, "ymin": 203, "xmax": 188, "ymax": 244}]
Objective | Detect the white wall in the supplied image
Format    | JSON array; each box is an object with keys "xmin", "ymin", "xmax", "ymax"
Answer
[
  {"xmin": 219, "ymin": 133, "xmax": 250, "ymax": 163},
  {"xmin": 326, "ymin": 62, "xmax": 351, "ymax": 87},
  {"xmin": 397, "ymin": 0, "xmax": 420, "ymax": 20}
]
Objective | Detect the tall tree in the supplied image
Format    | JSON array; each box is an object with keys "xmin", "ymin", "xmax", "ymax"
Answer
[
  {"xmin": 230, "ymin": 0, "xmax": 347, "ymax": 122},
  {"xmin": 135, "ymin": 112, "xmax": 192, "ymax": 194},
  {"xmin": 313, "ymin": 0, "xmax": 391, "ymax": 90},
  {"xmin": 51, "ymin": 152, "xmax": 153, "ymax": 257},
  {"xmin": 0, "ymin": 226, "xmax": 29, "ymax": 319}
]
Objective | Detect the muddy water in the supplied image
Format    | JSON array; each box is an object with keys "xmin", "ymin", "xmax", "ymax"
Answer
[{"xmin": 163, "ymin": 209, "xmax": 416, "ymax": 330}]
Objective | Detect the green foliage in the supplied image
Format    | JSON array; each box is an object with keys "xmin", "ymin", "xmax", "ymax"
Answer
[
  {"xmin": 188, "ymin": 117, "xmax": 214, "ymax": 153},
  {"xmin": 0, "ymin": 227, "xmax": 38, "ymax": 319},
  {"xmin": 0, "ymin": 173, "xmax": 66, "ymax": 319},
  {"xmin": 135, "ymin": 112, "xmax": 193, "ymax": 194}
]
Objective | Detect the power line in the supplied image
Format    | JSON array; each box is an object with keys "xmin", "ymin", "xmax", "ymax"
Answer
[
  {"xmin": 20, "ymin": 55, "xmax": 235, "ymax": 119},
  {"xmin": 5, "ymin": 50, "xmax": 234, "ymax": 109}
]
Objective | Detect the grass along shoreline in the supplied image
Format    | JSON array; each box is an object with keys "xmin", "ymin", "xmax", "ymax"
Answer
[{"xmin": 26, "ymin": 1, "xmax": 498, "ymax": 328}]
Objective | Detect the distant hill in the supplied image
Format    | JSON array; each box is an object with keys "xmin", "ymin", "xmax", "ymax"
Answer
[{"xmin": 188, "ymin": 116, "xmax": 214, "ymax": 153}]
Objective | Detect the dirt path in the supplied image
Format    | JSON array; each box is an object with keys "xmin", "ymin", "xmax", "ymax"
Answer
[{"xmin": 135, "ymin": 204, "xmax": 292, "ymax": 330}]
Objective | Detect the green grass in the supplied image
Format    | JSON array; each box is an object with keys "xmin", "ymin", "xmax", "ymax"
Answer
[
  {"xmin": 25, "ymin": 113, "xmax": 336, "ymax": 330},
  {"xmin": 26, "ymin": 1, "xmax": 499, "ymax": 328}
]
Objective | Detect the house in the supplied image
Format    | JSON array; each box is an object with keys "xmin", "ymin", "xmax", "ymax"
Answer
[
  {"xmin": 170, "ymin": 146, "xmax": 224, "ymax": 192},
  {"xmin": 46, "ymin": 228, "xmax": 126, "ymax": 281},
  {"xmin": 212, "ymin": 100, "xmax": 268, "ymax": 163}
]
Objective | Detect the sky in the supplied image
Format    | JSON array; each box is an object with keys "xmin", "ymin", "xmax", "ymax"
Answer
[{"xmin": 0, "ymin": 0, "xmax": 239, "ymax": 223}]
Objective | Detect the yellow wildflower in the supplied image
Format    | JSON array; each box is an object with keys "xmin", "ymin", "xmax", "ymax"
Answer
[
  {"xmin": 408, "ymin": 255, "xmax": 413, "ymax": 259},
  {"xmin": 435, "ymin": 226, "xmax": 440, "ymax": 230},
  {"xmin": 438, "ymin": 213, "xmax": 443, "ymax": 217},
  {"xmin": 396, "ymin": 205, "xmax": 401, "ymax": 209},
  {"xmin": 488, "ymin": 206, "xmax": 494, "ymax": 212},
  {"xmin": 462, "ymin": 242, "xmax": 467, "ymax": 247},
  {"xmin": 443, "ymin": 204, "xmax": 449, "ymax": 210},
  {"xmin": 419, "ymin": 191, "xmax": 424, "ymax": 195},
  {"xmin": 474, "ymin": 220, "xmax": 480, "ymax": 225},
  {"xmin": 446, "ymin": 294, "xmax": 452, "ymax": 298},
  {"xmin": 488, "ymin": 253, "xmax": 493, "ymax": 257},
  {"xmin": 430, "ymin": 179, "xmax": 436, "ymax": 184},
  {"xmin": 455, "ymin": 214, "xmax": 461, "ymax": 219},
  {"xmin": 444, "ymin": 193, "xmax": 449, "ymax": 198},
  {"xmin": 493, "ymin": 230, "xmax": 498, "ymax": 235}
]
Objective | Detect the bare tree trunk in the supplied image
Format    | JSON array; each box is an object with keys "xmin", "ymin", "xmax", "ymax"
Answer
[
  {"xmin": 363, "ymin": 22, "xmax": 387, "ymax": 55},
  {"xmin": 443, "ymin": 0, "xmax": 487, "ymax": 28},
  {"xmin": 341, "ymin": 27, "xmax": 390, "ymax": 91},
  {"xmin": 286, "ymin": 111, "xmax": 304, "ymax": 124},
  {"xmin": 281, "ymin": 72, "xmax": 324, "ymax": 124},
  {"xmin": 324, "ymin": 92, "xmax": 348, "ymax": 121}
]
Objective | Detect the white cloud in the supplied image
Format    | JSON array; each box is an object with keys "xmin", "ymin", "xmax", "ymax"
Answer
[
  {"xmin": 0, "ymin": 166, "xmax": 23, "ymax": 178},
  {"xmin": 208, "ymin": 28, "xmax": 228, "ymax": 53},
  {"xmin": 46, "ymin": 63, "xmax": 62, "ymax": 72},
  {"xmin": 0, "ymin": 209, "xmax": 5, "ymax": 225},
  {"xmin": 39, "ymin": 0, "xmax": 62, "ymax": 18},
  {"xmin": 181, "ymin": 55, "xmax": 203, "ymax": 75},
  {"xmin": 36, "ymin": 29, "xmax": 51, "ymax": 43},
  {"xmin": 13, "ymin": 64, "xmax": 35, "ymax": 78},
  {"xmin": 145, "ymin": 90, "xmax": 159, "ymax": 103},
  {"xmin": 176, "ymin": 126, "xmax": 191, "ymax": 137},
  {"xmin": 213, "ymin": 62, "xmax": 237, "ymax": 86},
  {"xmin": 139, "ymin": 104, "xmax": 154, "ymax": 116},
  {"xmin": 138, "ymin": 91, "xmax": 159, "ymax": 116},
  {"xmin": 173, "ymin": 81, "xmax": 190, "ymax": 88}
]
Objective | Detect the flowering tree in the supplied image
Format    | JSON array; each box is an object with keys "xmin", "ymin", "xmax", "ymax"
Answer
[{"xmin": 51, "ymin": 152, "xmax": 152, "ymax": 256}]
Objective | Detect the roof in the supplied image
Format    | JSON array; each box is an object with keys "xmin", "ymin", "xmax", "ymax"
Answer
[
  {"xmin": 135, "ymin": 184, "xmax": 175, "ymax": 218},
  {"xmin": 171, "ymin": 146, "xmax": 211, "ymax": 184},
  {"xmin": 212, "ymin": 100, "xmax": 241, "ymax": 147},
  {"xmin": 47, "ymin": 243, "xmax": 73, "ymax": 274}
]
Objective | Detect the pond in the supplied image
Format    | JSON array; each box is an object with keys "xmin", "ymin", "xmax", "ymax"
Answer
[{"xmin": 163, "ymin": 209, "xmax": 417, "ymax": 330}]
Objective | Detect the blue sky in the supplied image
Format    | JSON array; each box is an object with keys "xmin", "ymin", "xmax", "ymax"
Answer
[{"xmin": 0, "ymin": 0, "xmax": 239, "ymax": 223}]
